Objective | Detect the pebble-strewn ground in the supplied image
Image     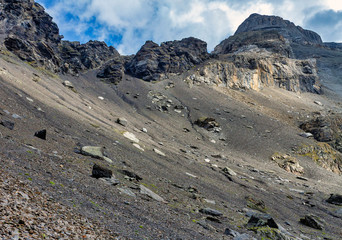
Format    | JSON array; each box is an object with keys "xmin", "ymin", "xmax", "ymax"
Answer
[{"xmin": 0, "ymin": 169, "xmax": 118, "ymax": 240}]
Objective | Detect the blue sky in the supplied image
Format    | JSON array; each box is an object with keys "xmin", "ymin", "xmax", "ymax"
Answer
[{"xmin": 36, "ymin": 0, "xmax": 342, "ymax": 55}]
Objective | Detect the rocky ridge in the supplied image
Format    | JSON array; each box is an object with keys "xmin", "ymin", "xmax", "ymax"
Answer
[{"xmin": 0, "ymin": 1, "xmax": 327, "ymax": 94}]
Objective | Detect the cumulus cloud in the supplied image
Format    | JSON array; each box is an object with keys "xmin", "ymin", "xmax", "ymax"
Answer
[{"xmin": 36, "ymin": 0, "xmax": 342, "ymax": 55}]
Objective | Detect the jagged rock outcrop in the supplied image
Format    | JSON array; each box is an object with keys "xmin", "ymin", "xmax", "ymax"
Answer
[
  {"xmin": 59, "ymin": 40, "xmax": 120, "ymax": 74},
  {"xmin": 187, "ymin": 47, "xmax": 320, "ymax": 93},
  {"xmin": 127, "ymin": 37, "xmax": 209, "ymax": 81},
  {"xmin": 1, "ymin": 0, "xmax": 62, "ymax": 71},
  {"xmin": 0, "ymin": 0, "xmax": 121, "ymax": 76},
  {"xmin": 214, "ymin": 13, "xmax": 322, "ymax": 56}
]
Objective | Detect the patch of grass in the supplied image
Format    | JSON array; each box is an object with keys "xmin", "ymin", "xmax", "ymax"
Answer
[
  {"xmin": 28, "ymin": 177, "xmax": 32, "ymax": 181},
  {"xmin": 49, "ymin": 181, "xmax": 56, "ymax": 186}
]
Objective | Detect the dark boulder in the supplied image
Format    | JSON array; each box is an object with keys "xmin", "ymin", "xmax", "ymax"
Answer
[
  {"xmin": 34, "ymin": 129, "xmax": 46, "ymax": 140},
  {"xmin": 246, "ymin": 213, "xmax": 278, "ymax": 229},
  {"xmin": 300, "ymin": 215, "xmax": 323, "ymax": 230},
  {"xmin": 326, "ymin": 194, "xmax": 342, "ymax": 206},
  {"xmin": 92, "ymin": 164, "xmax": 112, "ymax": 179},
  {"xmin": 300, "ymin": 117, "xmax": 334, "ymax": 142},
  {"xmin": 194, "ymin": 117, "xmax": 220, "ymax": 131}
]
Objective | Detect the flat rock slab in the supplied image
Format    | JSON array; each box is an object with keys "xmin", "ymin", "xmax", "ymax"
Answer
[
  {"xmin": 123, "ymin": 131, "xmax": 139, "ymax": 143},
  {"xmin": 199, "ymin": 208, "xmax": 223, "ymax": 216},
  {"xmin": 81, "ymin": 146, "xmax": 104, "ymax": 159},
  {"xmin": 118, "ymin": 187, "xmax": 136, "ymax": 198},
  {"xmin": 140, "ymin": 184, "xmax": 165, "ymax": 202},
  {"xmin": 80, "ymin": 146, "xmax": 113, "ymax": 163}
]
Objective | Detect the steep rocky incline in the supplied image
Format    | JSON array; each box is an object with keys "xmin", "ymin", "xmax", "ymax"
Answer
[{"xmin": 127, "ymin": 37, "xmax": 209, "ymax": 81}]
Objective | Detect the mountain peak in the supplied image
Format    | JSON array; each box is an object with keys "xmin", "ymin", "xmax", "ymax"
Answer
[{"xmin": 235, "ymin": 13, "xmax": 322, "ymax": 45}]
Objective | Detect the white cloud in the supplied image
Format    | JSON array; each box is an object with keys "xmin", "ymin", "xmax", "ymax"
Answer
[{"xmin": 37, "ymin": 0, "xmax": 342, "ymax": 55}]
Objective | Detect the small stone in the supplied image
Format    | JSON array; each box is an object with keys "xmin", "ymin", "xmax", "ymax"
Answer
[
  {"xmin": 142, "ymin": 128, "xmax": 147, "ymax": 133},
  {"xmin": 116, "ymin": 118, "xmax": 128, "ymax": 127},
  {"xmin": 314, "ymin": 101, "xmax": 323, "ymax": 106},
  {"xmin": 300, "ymin": 215, "xmax": 323, "ymax": 230},
  {"xmin": 153, "ymin": 148, "xmax": 165, "ymax": 156},
  {"xmin": 222, "ymin": 167, "xmax": 237, "ymax": 176},
  {"xmin": 204, "ymin": 199, "xmax": 216, "ymax": 205},
  {"xmin": 11, "ymin": 114, "xmax": 21, "ymax": 119},
  {"xmin": 102, "ymin": 177, "xmax": 120, "ymax": 185},
  {"xmin": 185, "ymin": 172, "xmax": 197, "ymax": 178},
  {"xmin": 299, "ymin": 132, "xmax": 313, "ymax": 138},
  {"xmin": 98, "ymin": 96, "xmax": 104, "ymax": 100},
  {"xmin": 26, "ymin": 97, "xmax": 33, "ymax": 102},
  {"xmin": 92, "ymin": 164, "xmax": 112, "ymax": 179},
  {"xmin": 133, "ymin": 143, "xmax": 144, "ymax": 151},
  {"xmin": 199, "ymin": 208, "xmax": 223, "ymax": 216},
  {"xmin": 119, "ymin": 170, "xmax": 142, "ymax": 181},
  {"xmin": 34, "ymin": 129, "xmax": 47, "ymax": 140},
  {"xmin": 0, "ymin": 120, "xmax": 14, "ymax": 130},
  {"xmin": 62, "ymin": 80, "xmax": 74, "ymax": 89}
]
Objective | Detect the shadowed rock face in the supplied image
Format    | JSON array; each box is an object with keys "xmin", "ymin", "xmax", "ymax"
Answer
[
  {"xmin": 0, "ymin": 0, "xmax": 120, "ymax": 74},
  {"xmin": 127, "ymin": 37, "xmax": 209, "ymax": 81}
]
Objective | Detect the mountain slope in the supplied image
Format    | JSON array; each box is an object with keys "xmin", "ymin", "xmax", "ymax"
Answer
[{"xmin": 1, "ymin": 2, "xmax": 342, "ymax": 240}]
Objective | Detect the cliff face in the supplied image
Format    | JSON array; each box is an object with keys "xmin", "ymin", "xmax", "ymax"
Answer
[{"xmin": 187, "ymin": 47, "xmax": 320, "ymax": 93}]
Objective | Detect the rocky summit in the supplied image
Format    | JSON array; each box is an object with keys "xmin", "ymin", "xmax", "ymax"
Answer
[{"xmin": 1, "ymin": 1, "xmax": 342, "ymax": 239}]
